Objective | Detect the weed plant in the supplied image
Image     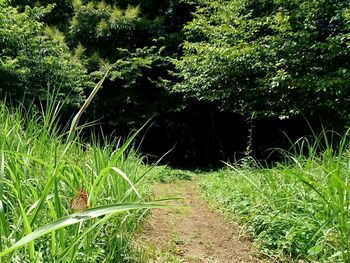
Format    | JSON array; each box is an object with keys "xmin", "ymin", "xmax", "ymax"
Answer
[
  {"xmin": 201, "ymin": 129, "xmax": 350, "ymax": 262},
  {"xmin": 0, "ymin": 101, "xmax": 159, "ymax": 262},
  {"xmin": 149, "ymin": 166, "xmax": 195, "ymax": 183}
]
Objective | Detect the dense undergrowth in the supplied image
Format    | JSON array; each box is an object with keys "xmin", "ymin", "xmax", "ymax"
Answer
[
  {"xmin": 147, "ymin": 166, "xmax": 195, "ymax": 183},
  {"xmin": 0, "ymin": 101, "xmax": 159, "ymax": 262},
  {"xmin": 201, "ymin": 131, "xmax": 350, "ymax": 262}
]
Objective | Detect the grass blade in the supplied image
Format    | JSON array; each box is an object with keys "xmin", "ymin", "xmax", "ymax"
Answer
[{"xmin": 0, "ymin": 203, "xmax": 165, "ymax": 258}]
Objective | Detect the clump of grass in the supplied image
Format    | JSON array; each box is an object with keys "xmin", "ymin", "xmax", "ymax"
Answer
[
  {"xmin": 131, "ymin": 238, "xmax": 183, "ymax": 263},
  {"xmin": 201, "ymin": 129, "xmax": 350, "ymax": 262},
  {"xmin": 0, "ymin": 101, "xmax": 159, "ymax": 262},
  {"xmin": 149, "ymin": 166, "xmax": 195, "ymax": 183}
]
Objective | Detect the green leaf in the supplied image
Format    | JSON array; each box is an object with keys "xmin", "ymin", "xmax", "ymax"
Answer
[
  {"xmin": 0, "ymin": 203, "xmax": 165, "ymax": 258},
  {"xmin": 308, "ymin": 244, "xmax": 322, "ymax": 256}
]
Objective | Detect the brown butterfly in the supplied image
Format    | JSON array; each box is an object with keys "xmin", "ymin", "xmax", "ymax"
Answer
[{"xmin": 71, "ymin": 188, "xmax": 88, "ymax": 211}]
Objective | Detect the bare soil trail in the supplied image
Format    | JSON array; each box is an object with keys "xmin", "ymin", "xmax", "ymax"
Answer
[{"xmin": 134, "ymin": 179, "xmax": 264, "ymax": 263}]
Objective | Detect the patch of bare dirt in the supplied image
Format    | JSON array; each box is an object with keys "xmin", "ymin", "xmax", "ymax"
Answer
[{"xmin": 134, "ymin": 179, "xmax": 263, "ymax": 263}]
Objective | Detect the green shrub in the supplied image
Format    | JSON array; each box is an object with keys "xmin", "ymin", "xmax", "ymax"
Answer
[
  {"xmin": 0, "ymin": 5, "xmax": 89, "ymax": 108},
  {"xmin": 150, "ymin": 166, "xmax": 195, "ymax": 183}
]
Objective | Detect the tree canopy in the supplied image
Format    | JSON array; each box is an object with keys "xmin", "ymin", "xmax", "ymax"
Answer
[
  {"xmin": 0, "ymin": 5, "xmax": 88, "ymax": 107},
  {"xmin": 173, "ymin": 0, "xmax": 350, "ymax": 119}
]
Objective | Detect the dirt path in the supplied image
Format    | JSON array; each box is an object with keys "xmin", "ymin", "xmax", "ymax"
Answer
[{"xmin": 134, "ymin": 179, "xmax": 263, "ymax": 262}]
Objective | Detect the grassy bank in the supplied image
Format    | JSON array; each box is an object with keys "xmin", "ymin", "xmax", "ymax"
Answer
[
  {"xmin": 0, "ymin": 102, "xmax": 157, "ymax": 262},
  {"xmin": 201, "ymin": 131, "xmax": 350, "ymax": 262}
]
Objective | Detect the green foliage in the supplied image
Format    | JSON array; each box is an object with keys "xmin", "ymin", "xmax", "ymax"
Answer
[
  {"xmin": 0, "ymin": 6, "xmax": 89, "ymax": 108},
  {"xmin": 9, "ymin": 0, "xmax": 74, "ymax": 29},
  {"xmin": 4, "ymin": 0, "xmax": 193, "ymax": 132},
  {"xmin": 150, "ymin": 166, "xmax": 195, "ymax": 183},
  {"xmin": 201, "ymin": 131, "xmax": 350, "ymax": 262},
  {"xmin": 68, "ymin": 1, "xmax": 141, "ymax": 55},
  {"xmin": 0, "ymin": 100, "xmax": 157, "ymax": 262},
  {"xmin": 62, "ymin": 0, "xmax": 191, "ymax": 129},
  {"xmin": 174, "ymin": 0, "xmax": 350, "ymax": 119}
]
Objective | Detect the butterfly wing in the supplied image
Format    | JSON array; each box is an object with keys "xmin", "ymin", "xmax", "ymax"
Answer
[{"xmin": 71, "ymin": 188, "xmax": 88, "ymax": 211}]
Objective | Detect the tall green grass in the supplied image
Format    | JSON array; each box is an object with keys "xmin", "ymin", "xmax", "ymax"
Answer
[
  {"xmin": 201, "ymin": 129, "xmax": 350, "ymax": 262},
  {"xmin": 0, "ymin": 101, "xmax": 159, "ymax": 262}
]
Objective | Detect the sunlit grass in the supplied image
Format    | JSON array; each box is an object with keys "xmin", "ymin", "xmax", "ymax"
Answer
[
  {"xmin": 201, "ymin": 129, "xmax": 350, "ymax": 262},
  {"xmin": 0, "ymin": 101, "xmax": 158, "ymax": 262}
]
